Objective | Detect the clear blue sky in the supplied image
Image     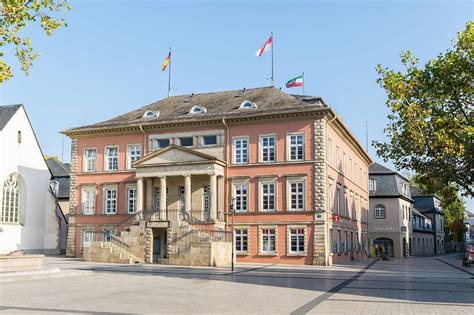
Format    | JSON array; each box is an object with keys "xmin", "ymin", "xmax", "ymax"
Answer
[{"xmin": 0, "ymin": 0, "xmax": 472, "ymax": 207}]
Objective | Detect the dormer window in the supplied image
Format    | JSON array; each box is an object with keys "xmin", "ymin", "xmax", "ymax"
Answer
[
  {"xmin": 239, "ymin": 100, "xmax": 257, "ymax": 109},
  {"xmin": 143, "ymin": 110, "xmax": 159, "ymax": 118},
  {"xmin": 189, "ymin": 105, "xmax": 206, "ymax": 114}
]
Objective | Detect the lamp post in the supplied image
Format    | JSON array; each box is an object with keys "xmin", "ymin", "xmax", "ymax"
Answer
[{"xmin": 231, "ymin": 197, "xmax": 236, "ymax": 272}]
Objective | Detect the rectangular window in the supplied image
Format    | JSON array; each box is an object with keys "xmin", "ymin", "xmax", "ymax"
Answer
[
  {"xmin": 369, "ymin": 179, "xmax": 375, "ymax": 191},
  {"xmin": 327, "ymin": 138, "xmax": 332, "ymax": 165},
  {"xmin": 374, "ymin": 205, "xmax": 386, "ymax": 219},
  {"xmin": 234, "ymin": 183, "xmax": 248, "ymax": 212},
  {"xmin": 331, "ymin": 229, "xmax": 337, "ymax": 253},
  {"xmin": 349, "ymin": 158, "xmax": 353, "ymax": 179},
  {"xmin": 105, "ymin": 147, "xmax": 118, "ymax": 171},
  {"xmin": 261, "ymin": 182, "xmax": 276, "ymax": 211},
  {"xmin": 345, "ymin": 231, "xmax": 348, "ymax": 253},
  {"xmin": 104, "ymin": 187, "xmax": 117, "ymax": 214},
  {"xmin": 126, "ymin": 187, "xmax": 137, "ymax": 214},
  {"xmin": 338, "ymin": 230, "xmax": 342, "ymax": 253},
  {"xmin": 235, "ymin": 229, "xmax": 248, "ymax": 252},
  {"xmin": 260, "ymin": 135, "xmax": 276, "ymax": 162},
  {"xmin": 351, "ymin": 192, "xmax": 355, "ymax": 219},
  {"xmin": 336, "ymin": 146, "xmax": 341, "ymax": 172},
  {"xmin": 343, "ymin": 153, "xmax": 347, "ymax": 175},
  {"xmin": 152, "ymin": 138, "xmax": 170, "ymax": 150},
  {"xmin": 289, "ymin": 228, "xmax": 305, "ymax": 253},
  {"xmin": 328, "ymin": 180, "xmax": 334, "ymax": 212},
  {"xmin": 289, "ymin": 134, "xmax": 304, "ymax": 160},
  {"xmin": 81, "ymin": 186, "xmax": 96, "ymax": 215},
  {"xmin": 289, "ymin": 181, "xmax": 304, "ymax": 211},
  {"xmin": 336, "ymin": 185, "xmax": 341, "ymax": 214},
  {"xmin": 179, "ymin": 137, "xmax": 194, "ymax": 147},
  {"xmin": 202, "ymin": 135, "xmax": 217, "ymax": 146},
  {"xmin": 82, "ymin": 230, "xmax": 94, "ymax": 249},
  {"xmin": 344, "ymin": 191, "xmax": 348, "ymax": 217},
  {"xmin": 127, "ymin": 145, "xmax": 141, "ymax": 169},
  {"xmin": 233, "ymin": 137, "xmax": 248, "ymax": 164},
  {"xmin": 261, "ymin": 228, "xmax": 276, "ymax": 253},
  {"xmin": 84, "ymin": 149, "xmax": 97, "ymax": 172}
]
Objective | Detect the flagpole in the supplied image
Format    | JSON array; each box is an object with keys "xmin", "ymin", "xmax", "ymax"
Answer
[
  {"xmin": 271, "ymin": 32, "xmax": 274, "ymax": 86},
  {"xmin": 302, "ymin": 72, "xmax": 305, "ymax": 95},
  {"xmin": 168, "ymin": 47, "xmax": 171, "ymax": 98}
]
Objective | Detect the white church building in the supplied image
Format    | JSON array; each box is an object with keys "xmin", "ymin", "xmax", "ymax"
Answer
[{"xmin": 0, "ymin": 104, "xmax": 64, "ymax": 254}]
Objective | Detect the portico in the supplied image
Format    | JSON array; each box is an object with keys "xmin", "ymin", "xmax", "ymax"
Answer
[{"xmin": 133, "ymin": 145, "xmax": 226, "ymax": 223}]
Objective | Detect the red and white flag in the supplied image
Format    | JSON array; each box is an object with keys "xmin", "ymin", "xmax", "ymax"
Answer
[{"xmin": 255, "ymin": 35, "xmax": 272, "ymax": 57}]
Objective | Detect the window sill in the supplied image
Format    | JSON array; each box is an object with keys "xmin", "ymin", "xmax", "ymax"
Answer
[
  {"xmin": 286, "ymin": 252, "xmax": 306, "ymax": 257},
  {"xmin": 236, "ymin": 252, "xmax": 249, "ymax": 256},
  {"xmin": 258, "ymin": 252, "xmax": 277, "ymax": 256}
]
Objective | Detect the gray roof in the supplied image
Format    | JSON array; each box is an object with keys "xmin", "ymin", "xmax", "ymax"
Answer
[
  {"xmin": 369, "ymin": 162, "xmax": 396, "ymax": 174},
  {"xmin": 46, "ymin": 158, "xmax": 70, "ymax": 199},
  {"xmin": 46, "ymin": 158, "xmax": 70, "ymax": 177},
  {"xmin": 0, "ymin": 105, "xmax": 22, "ymax": 130},
  {"xmin": 410, "ymin": 185, "xmax": 441, "ymax": 214},
  {"xmin": 64, "ymin": 87, "xmax": 327, "ymax": 133}
]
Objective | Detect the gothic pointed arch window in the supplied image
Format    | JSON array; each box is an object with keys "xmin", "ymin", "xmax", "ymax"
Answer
[{"xmin": 1, "ymin": 173, "xmax": 21, "ymax": 224}]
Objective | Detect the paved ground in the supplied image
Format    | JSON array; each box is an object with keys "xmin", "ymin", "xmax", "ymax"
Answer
[{"xmin": 0, "ymin": 254, "xmax": 473, "ymax": 314}]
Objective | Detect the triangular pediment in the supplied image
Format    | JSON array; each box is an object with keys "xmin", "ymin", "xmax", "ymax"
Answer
[{"xmin": 133, "ymin": 144, "xmax": 221, "ymax": 167}]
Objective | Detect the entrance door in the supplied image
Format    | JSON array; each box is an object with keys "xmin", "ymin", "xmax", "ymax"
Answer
[
  {"xmin": 153, "ymin": 236, "xmax": 161, "ymax": 262},
  {"xmin": 374, "ymin": 238, "xmax": 394, "ymax": 257}
]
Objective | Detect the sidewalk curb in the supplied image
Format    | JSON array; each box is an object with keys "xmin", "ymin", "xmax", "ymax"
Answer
[{"xmin": 0, "ymin": 268, "xmax": 94, "ymax": 283}]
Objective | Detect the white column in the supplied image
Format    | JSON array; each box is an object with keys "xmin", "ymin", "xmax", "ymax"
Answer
[
  {"xmin": 159, "ymin": 176, "xmax": 167, "ymax": 220},
  {"xmin": 146, "ymin": 178, "xmax": 153, "ymax": 210},
  {"xmin": 184, "ymin": 174, "xmax": 192, "ymax": 217},
  {"xmin": 210, "ymin": 174, "xmax": 217, "ymax": 221},
  {"xmin": 137, "ymin": 178, "xmax": 144, "ymax": 212}
]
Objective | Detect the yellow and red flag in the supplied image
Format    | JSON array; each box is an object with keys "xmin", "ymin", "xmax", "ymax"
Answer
[{"xmin": 161, "ymin": 52, "xmax": 170, "ymax": 71}]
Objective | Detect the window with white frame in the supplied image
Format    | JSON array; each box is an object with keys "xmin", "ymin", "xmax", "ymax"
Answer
[
  {"xmin": 343, "ymin": 153, "xmax": 347, "ymax": 175},
  {"xmin": 260, "ymin": 135, "xmax": 276, "ymax": 162},
  {"xmin": 104, "ymin": 187, "xmax": 118, "ymax": 214},
  {"xmin": 151, "ymin": 138, "xmax": 170, "ymax": 150},
  {"xmin": 289, "ymin": 228, "xmax": 305, "ymax": 254},
  {"xmin": 289, "ymin": 134, "xmax": 304, "ymax": 160},
  {"xmin": 349, "ymin": 158, "xmax": 353, "ymax": 179},
  {"xmin": 235, "ymin": 229, "xmax": 248, "ymax": 252},
  {"xmin": 336, "ymin": 146, "xmax": 341, "ymax": 172},
  {"xmin": 336, "ymin": 185, "xmax": 341, "ymax": 214},
  {"xmin": 351, "ymin": 192, "xmax": 355, "ymax": 219},
  {"xmin": 327, "ymin": 138, "xmax": 333, "ymax": 165},
  {"xmin": 1, "ymin": 173, "xmax": 21, "ymax": 224},
  {"xmin": 260, "ymin": 181, "xmax": 276, "ymax": 211},
  {"xmin": 344, "ymin": 231, "xmax": 348, "ymax": 253},
  {"xmin": 81, "ymin": 186, "xmax": 96, "ymax": 215},
  {"xmin": 105, "ymin": 146, "xmax": 118, "ymax": 171},
  {"xmin": 233, "ymin": 182, "xmax": 248, "ymax": 212},
  {"xmin": 127, "ymin": 145, "xmax": 141, "ymax": 169},
  {"xmin": 179, "ymin": 137, "xmax": 194, "ymax": 147},
  {"xmin": 328, "ymin": 180, "xmax": 334, "ymax": 212},
  {"xmin": 84, "ymin": 148, "xmax": 97, "ymax": 172},
  {"xmin": 368, "ymin": 179, "xmax": 375, "ymax": 191},
  {"xmin": 344, "ymin": 190, "xmax": 348, "ymax": 217},
  {"xmin": 126, "ymin": 186, "xmax": 137, "ymax": 214},
  {"xmin": 331, "ymin": 229, "xmax": 337, "ymax": 253},
  {"xmin": 82, "ymin": 230, "xmax": 94, "ymax": 249},
  {"xmin": 374, "ymin": 204, "xmax": 386, "ymax": 219},
  {"xmin": 288, "ymin": 179, "xmax": 305, "ymax": 211},
  {"xmin": 260, "ymin": 228, "xmax": 276, "ymax": 253},
  {"xmin": 233, "ymin": 137, "xmax": 248, "ymax": 164}
]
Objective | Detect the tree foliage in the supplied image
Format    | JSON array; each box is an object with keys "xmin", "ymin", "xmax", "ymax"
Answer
[
  {"xmin": 374, "ymin": 21, "xmax": 474, "ymax": 197},
  {"xmin": 0, "ymin": 0, "xmax": 70, "ymax": 83}
]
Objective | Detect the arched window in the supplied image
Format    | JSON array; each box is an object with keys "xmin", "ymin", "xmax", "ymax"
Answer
[
  {"xmin": 143, "ymin": 110, "xmax": 159, "ymax": 118},
  {"xmin": 374, "ymin": 204, "xmax": 386, "ymax": 219},
  {"xmin": 239, "ymin": 100, "xmax": 257, "ymax": 109},
  {"xmin": 189, "ymin": 105, "xmax": 206, "ymax": 114},
  {"xmin": 1, "ymin": 173, "xmax": 20, "ymax": 224}
]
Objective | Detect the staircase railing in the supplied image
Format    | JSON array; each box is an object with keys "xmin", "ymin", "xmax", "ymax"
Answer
[{"xmin": 168, "ymin": 229, "xmax": 232, "ymax": 254}]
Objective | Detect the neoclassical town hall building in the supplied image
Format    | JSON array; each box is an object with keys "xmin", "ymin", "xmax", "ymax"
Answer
[{"xmin": 63, "ymin": 87, "xmax": 371, "ymax": 266}]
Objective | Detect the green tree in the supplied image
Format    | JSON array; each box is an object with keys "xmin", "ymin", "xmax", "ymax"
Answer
[
  {"xmin": 0, "ymin": 0, "xmax": 70, "ymax": 83},
  {"xmin": 374, "ymin": 21, "xmax": 474, "ymax": 197}
]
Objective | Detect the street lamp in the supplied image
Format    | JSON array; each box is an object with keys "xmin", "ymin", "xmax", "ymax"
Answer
[{"xmin": 231, "ymin": 197, "xmax": 236, "ymax": 272}]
